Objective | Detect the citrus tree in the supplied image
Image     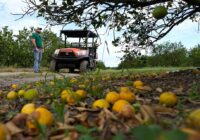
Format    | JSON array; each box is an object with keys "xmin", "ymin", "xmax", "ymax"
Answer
[{"xmin": 20, "ymin": 0, "xmax": 200, "ymax": 49}]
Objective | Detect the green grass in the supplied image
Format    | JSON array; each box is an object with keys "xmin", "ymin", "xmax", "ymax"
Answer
[{"xmin": 98, "ymin": 67, "xmax": 195, "ymax": 74}]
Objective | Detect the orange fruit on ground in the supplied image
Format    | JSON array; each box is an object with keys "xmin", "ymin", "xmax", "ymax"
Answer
[
  {"xmin": 0, "ymin": 124, "xmax": 6, "ymax": 140},
  {"xmin": 21, "ymin": 103, "xmax": 36, "ymax": 115},
  {"xmin": 112, "ymin": 99, "xmax": 131, "ymax": 113},
  {"xmin": 66, "ymin": 93, "xmax": 80, "ymax": 105},
  {"xmin": 70, "ymin": 78, "xmax": 78, "ymax": 83},
  {"xmin": 159, "ymin": 92, "xmax": 178, "ymax": 107},
  {"xmin": 76, "ymin": 89, "xmax": 87, "ymax": 98},
  {"xmin": 23, "ymin": 89, "xmax": 38, "ymax": 100},
  {"xmin": 92, "ymin": 99, "xmax": 110, "ymax": 109},
  {"xmin": 120, "ymin": 87, "xmax": 130, "ymax": 93},
  {"xmin": 120, "ymin": 91, "xmax": 136, "ymax": 103},
  {"xmin": 187, "ymin": 109, "xmax": 200, "ymax": 129},
  {"xmin": 11, "ymin": 84, "xmax": 18, "ymax": 89},
  {"xmin": 34, "ymin": 107, "xmax": 54, "ymax": 126},
  {"xmin": 7, "ymin": 91, "xmax": 17, "ymax": 100},
  {"xmin": 105, "ymin": 91, "xmax": 120, "ymax": 104},
  {"xmin": 119, "ymin": 104, "xmax": 135, "ymax": 118},
  {"xmin": 18, "ymin": 89, "xmax": 26, "ymax": 97},
  {"xmin": 61, "ymin": 89, "xmax": 71, "ymax": 101},
  {"xmin": 133, "ymin": 80, "xmax": 144, "ymax": 88}
]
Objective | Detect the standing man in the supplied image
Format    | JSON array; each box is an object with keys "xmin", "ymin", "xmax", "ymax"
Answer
[{"xmin": 31, "ymin": 27, "xmax": 43, "ymax": 73}]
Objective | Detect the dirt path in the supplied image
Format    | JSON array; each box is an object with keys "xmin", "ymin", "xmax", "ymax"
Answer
[{"xmin": 0, "ymin": 71, "xmax": 79, "ymax": 88}]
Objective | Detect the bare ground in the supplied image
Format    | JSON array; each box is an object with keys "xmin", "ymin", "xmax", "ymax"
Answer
[{"xmin": 0, "ymin": 71, "xmax": 79, "ymax": 88}]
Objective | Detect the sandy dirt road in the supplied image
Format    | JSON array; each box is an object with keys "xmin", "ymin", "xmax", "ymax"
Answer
[{"xmin": 0, "ymin": 71, "xmax": 79, "ymax": 88}]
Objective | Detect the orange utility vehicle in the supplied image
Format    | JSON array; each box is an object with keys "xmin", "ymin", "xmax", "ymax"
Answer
[{"xmin": 50, "ymin": 30, "xmax": 98, "ymax": 72}]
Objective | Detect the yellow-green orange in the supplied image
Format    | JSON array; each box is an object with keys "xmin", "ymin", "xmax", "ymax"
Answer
[
  {"xmin": 7, "ymin": 91, "xmax": 17, "ymax": 100},
  {"xmin": 105, "ymin": 91, "xmax": 120, "ymax": 104},
  {"xmin": 152, "ymin": 6, "xmax": 168, "ymax": 19},
  {"xmin": 61, "ymin": 89, "xmax": 71, "ymax": 101},
  {"xmin": 11, "ymin": 84, "xmax": 18, "ymax": 89},
  {"xmin": 120, "ymin": 87, "xmax": 130, "ymax": 93},
  {"xmin": 18, "ymin": 89, "xmax": 26, "ymax": 97},
  {"xmin": 24, "ymin": 89, "xmax": 38, "ymax": 100},
  {"xmin": 76, "ymin": 89, "xmax": 87, "ymax": 98},
  {"xmin": 93, "ymin": 99, "xmax": 110, "ymax": 109},
  {"xmin": 159, "ymin": 92, "xmax": 178, "ymax": 107},
  {"xmin": 21, "ymin": 103, "xmax": 36, "ymax": 115},
  {"xmin": 187, "ymin": 109, "xmax": 200, "ymax": 129}
]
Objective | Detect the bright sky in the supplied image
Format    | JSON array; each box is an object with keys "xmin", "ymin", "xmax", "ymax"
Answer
[{"xmin": 1, "ymin": 0, "xmax": 200, "ymax": 67}]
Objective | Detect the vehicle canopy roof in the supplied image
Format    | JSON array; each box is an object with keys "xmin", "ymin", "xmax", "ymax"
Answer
[{"xmin": 60, "ymin": 30, "xmax": 98, "ymax": 38}]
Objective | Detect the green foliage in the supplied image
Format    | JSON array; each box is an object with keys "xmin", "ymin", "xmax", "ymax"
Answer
[
  {"xmin": 118, "ymin": 41, "xmax": 199, "ymax": 68},
  {"xmin": 189, "ymin": 45, "xmax": 200, "ymax": 66},
  {"xmin": 52, "ymin": 101, "xmax": 65, "ymax": 122},
  {"xmin": 112, "ymin": 133, "xmax": 126, "ymax": 140},
  {"xmin": 96, "ymin": 61, "xmax": 106, "ymax": 69},
  {"xmin": 0, "ymin": 26, "xmax": 64, "ymax": 67},
  {"xmin": 131, "ymin": 124, "xmax": 188, "ymax": 140},
  {"xmin": 149, "ymin": 42, "xmax": 188, "ymax": 67},
  {"xmin": 75, "ymin": 125, "xmax": 97, "ymax": 140}
]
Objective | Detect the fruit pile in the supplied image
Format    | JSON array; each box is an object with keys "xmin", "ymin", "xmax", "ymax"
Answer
[{"xmin": 0, "ymin": 71, "xmax": 200, "ymax": 140}]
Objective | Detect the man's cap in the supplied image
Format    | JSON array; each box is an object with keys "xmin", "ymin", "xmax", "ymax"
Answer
[{"xmin": 35, "ymin": 27, "xmax": 42, "ymax": 31}]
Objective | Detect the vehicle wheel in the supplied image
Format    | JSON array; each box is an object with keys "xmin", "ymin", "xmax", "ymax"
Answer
[
  {"xmin": 80, "ymin": 60, "xmax": 89, "ymax": 73},
  {"xmin": 69, "ymin": 68, "xmax": 74, "ymax": 73},
  {"xmin": 50, "ymin": 60, "xmax": 59, "ymax": 72}
]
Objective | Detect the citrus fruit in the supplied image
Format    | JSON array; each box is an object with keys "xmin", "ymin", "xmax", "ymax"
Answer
[
  {"xmin": 120, "ymin": 87, "xmax": 130, "ymax": 93},
  {"xmin": 66, "ymin": 93, "xmax": 80, "ymax": 105},
  {"xmin": 112, "ymin": 99, "xmax": 130, "ymax": 113},
  {"xmin": 21, "ymin": 103, "xmax": 36, "ymax": 115},
  {"xmin": 61, "ymin": 89, "xmax": 71, "ymax": 101},
  {"xmin": 24, "ymin": 89, "xmax": 38, "ymax": 100},
  {"xmin": 0, "ymin": 124, "xmax": 6, "ymax": 140},
  {"xmin": 92, "ymin": 99, "xmax": 110, "ymax": 109},
  {"xmin": 187, "ymin": 109, "xmax": 200, "ymax": 129},
  {"xmin": 152, "ymin": 6, "xmax": 168, "ymax": 19},
  {"xmin": 70, "ymin": 78, "xmax": 78, "ymax": 83},
  {"xmin": 159, "ymin": 92, "xmax": 178, "ymax": 107},
  {"xmin": 7, "ymin": 91, "xmax": 17, "ymax": 100},
  {"xmin": 76, "ymin": 89, "xmax": 87, "ymax": 98},
  {"xmin": 105, "ymin": 91, "xmax": 120, "ymax": 104},
  {"xmin": 11, "ymin": 84, "xmax": 18, "ymax": 89},
  {"xmin": 119, "ymin": 104, "xmax": 135, "ymax": 118},
  {"xmin": 120, "ymin": 91, "xmax": 136, "ymax": 103},
  {"xmin": 18, "ymin": 89, "xmax": 26, "ymax": 97},
  {"xmin": 133, "ymin": 80, "xmax": 144, "ymax": 88},
  {"xmin": 34, "ymin": 107, "xmax": 54, "ymax": 126}
]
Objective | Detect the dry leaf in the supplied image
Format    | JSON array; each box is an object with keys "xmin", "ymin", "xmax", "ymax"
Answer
[
  {"xmin": 153, "ymin": 105, "xmax": 179, "ymax": 116},
  {"xmin": 5, "ymin": 121, "xmax": 23, "ymax": 135},
  {"xmin": 140, "ymin": 105, "xmax": 156, "ymax": 123},
  {"xmin": 181, "ymin": 128, "xmax": 200, "ymax": 140},
  {"xmin": 63, "ymin": 131, "xmax": 79, "ymax": 140},
  {"xmin": 188, "ymin": 99, "xmax": 200, "ymax": 105},
  {"xmin": 136, "ymin": 86, "xmax": 152, "ymax": 91}
]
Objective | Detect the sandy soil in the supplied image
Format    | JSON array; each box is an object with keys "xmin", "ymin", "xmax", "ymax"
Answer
[{"xmin": 0, "ymin": 71, "xmax": 79, "ymax": 88}]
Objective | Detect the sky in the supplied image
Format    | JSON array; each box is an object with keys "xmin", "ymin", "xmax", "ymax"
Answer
[{"xmin": 1, "ymin": 0, "xmax": 200, "ymax": 67}]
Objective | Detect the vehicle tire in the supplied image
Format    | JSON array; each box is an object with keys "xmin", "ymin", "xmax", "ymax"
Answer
[
  {"xmin": 80, "ymin": 60, "xmax": 89, "ymax": 73},
  {"xmin": 50, "ymin": 60, "xmax": 59, "ymax": 72}
]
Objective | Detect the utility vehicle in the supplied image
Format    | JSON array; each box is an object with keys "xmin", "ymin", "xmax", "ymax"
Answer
[{"xmin": 50, "ymin": 30, "xmax": 98, "ymax": 73}]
